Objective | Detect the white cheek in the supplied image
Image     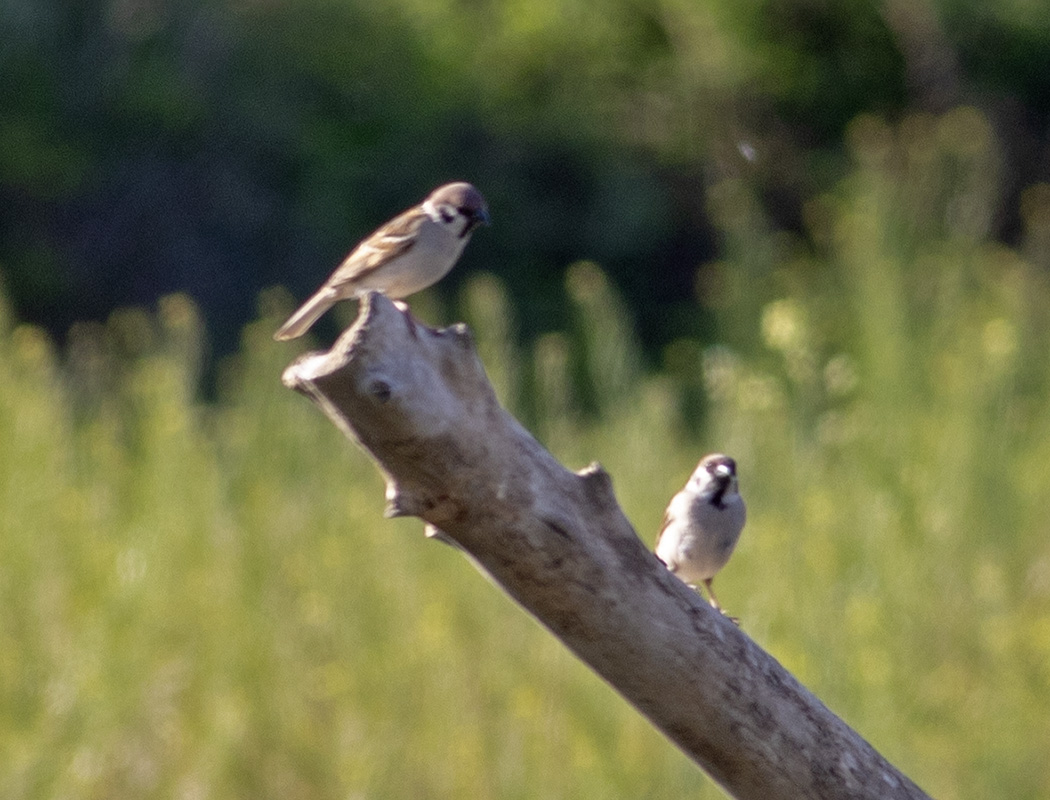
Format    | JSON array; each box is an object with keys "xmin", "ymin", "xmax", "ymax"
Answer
[{"xmin": 690, "ymin": 476, "xmax": 711, "ymax": 492}]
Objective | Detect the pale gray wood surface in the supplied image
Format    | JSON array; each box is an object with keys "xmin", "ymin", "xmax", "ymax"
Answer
[{"xmin": 281, "ymin": 292, "xmax": 932, "ymax": 800}]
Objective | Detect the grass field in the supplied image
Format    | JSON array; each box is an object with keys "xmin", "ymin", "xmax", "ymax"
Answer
[{"xmin": 2, "ymin": 113, "xmax": 1050, "ymax": 799}]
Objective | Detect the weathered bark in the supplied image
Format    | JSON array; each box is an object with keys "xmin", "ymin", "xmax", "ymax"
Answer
[{"xmin": 281, "ymin": 292, "xmax": 932, "ymax": 800}]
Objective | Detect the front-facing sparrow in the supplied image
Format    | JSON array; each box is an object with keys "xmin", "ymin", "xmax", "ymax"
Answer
[
  {"xmin": 655, "ymin": 454, "xmax": 746, "ymax": 619},
  {"xmin": 274, "ymin": 182, "xmax": 490, "ymax": 341}
]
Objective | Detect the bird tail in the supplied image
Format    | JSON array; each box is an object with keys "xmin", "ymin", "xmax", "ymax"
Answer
[{"xmin": 273, "ymin": 287, "xmax": 339, "ymax": 341}]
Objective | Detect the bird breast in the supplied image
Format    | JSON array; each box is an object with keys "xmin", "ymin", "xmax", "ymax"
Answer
[{"xmin": 660, "ymin": 489, "xmax": 746, "ymax": 583}]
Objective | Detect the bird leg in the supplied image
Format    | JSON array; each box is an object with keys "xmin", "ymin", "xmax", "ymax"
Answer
[{"xmin": 702, "ymin": 578, "xmax": 739, "ymax": 626}]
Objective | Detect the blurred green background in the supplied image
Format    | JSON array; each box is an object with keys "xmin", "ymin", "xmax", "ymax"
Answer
[{"xmin": 3, "ymin": 0, "xmax": 1050, "ymax": 798}]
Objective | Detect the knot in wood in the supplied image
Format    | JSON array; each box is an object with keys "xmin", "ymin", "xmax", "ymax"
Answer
[{"xmin": 369, "ymin": 379, "xmax": 392, "ymax": 403}]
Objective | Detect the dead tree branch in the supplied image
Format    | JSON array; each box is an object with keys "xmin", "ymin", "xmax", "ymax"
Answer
[{"xmin": 281, "ymin": 292, "xmax": 931, "ymax": 800}]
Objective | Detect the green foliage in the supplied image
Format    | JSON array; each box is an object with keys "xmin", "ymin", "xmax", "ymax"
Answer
[
  {"xmin": 3, "ymin": 108, "xmax": 1050, "ymax": 800},
  {"xmin": 690, "ymin": 110, "xmax": 1050, "ymax": 799},
  {"xmin": 0, "ymin": 287, "xmax": 702, "ymax": 799},
  {"xmin": 5, "ymin": 0, "xmax": 1050, "ymax": 356}
]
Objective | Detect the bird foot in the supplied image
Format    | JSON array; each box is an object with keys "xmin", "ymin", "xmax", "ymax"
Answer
[{"xmin": 705, "ymin": 596, "xmax": 740, "ymax": 626}]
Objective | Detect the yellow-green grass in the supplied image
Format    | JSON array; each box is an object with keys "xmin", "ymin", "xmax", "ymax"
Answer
[{"xmin": 3, "ymin": 111, "xmax": 1050, "ymax": 799}]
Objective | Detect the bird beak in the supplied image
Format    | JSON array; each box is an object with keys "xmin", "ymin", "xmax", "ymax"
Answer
[{"xmin": 463, "ymin": 210, "xmax": 489, "ymax": 236}]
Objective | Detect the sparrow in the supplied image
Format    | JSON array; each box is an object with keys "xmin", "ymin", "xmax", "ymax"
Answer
[
  {"xmin": 274, "ymin": 182, "xmax": 490, "ymax": 341},
  {"xmin": 655, "ymin": 454, "xmax": 746, "ymax": 620}
]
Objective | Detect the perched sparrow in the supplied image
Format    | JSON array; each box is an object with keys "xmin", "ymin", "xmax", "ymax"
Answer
[
  {"xmin": 274, "ymin": 182, "xmax": 490, "ymax": 341},
  {"xmin": 655, "ymin": 454, "xmax": 746, "ymax": 619}
]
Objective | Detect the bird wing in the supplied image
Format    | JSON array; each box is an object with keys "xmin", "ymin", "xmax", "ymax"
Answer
[
  {"xmin": 655, "ymin": 508, "xmax": 672, "ymax": 549},
  {"xmin": 329, "ymin": 207, "xmax": 426, "ymax": 288}
]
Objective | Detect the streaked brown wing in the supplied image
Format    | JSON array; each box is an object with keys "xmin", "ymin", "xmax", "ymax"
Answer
[{"xmin": 328, "ymin": 207, "xmax": 425, "ymax": 287}]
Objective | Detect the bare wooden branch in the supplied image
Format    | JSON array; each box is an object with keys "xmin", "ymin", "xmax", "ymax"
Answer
[{"xmin": 281, "ymin": 292, "xmax": 932, "ymax": 800}]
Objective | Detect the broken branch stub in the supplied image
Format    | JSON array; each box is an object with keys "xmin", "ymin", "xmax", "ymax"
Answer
[{"xmin": 280, "ymin": 292, "xmax": 931, "ymax": 800}]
